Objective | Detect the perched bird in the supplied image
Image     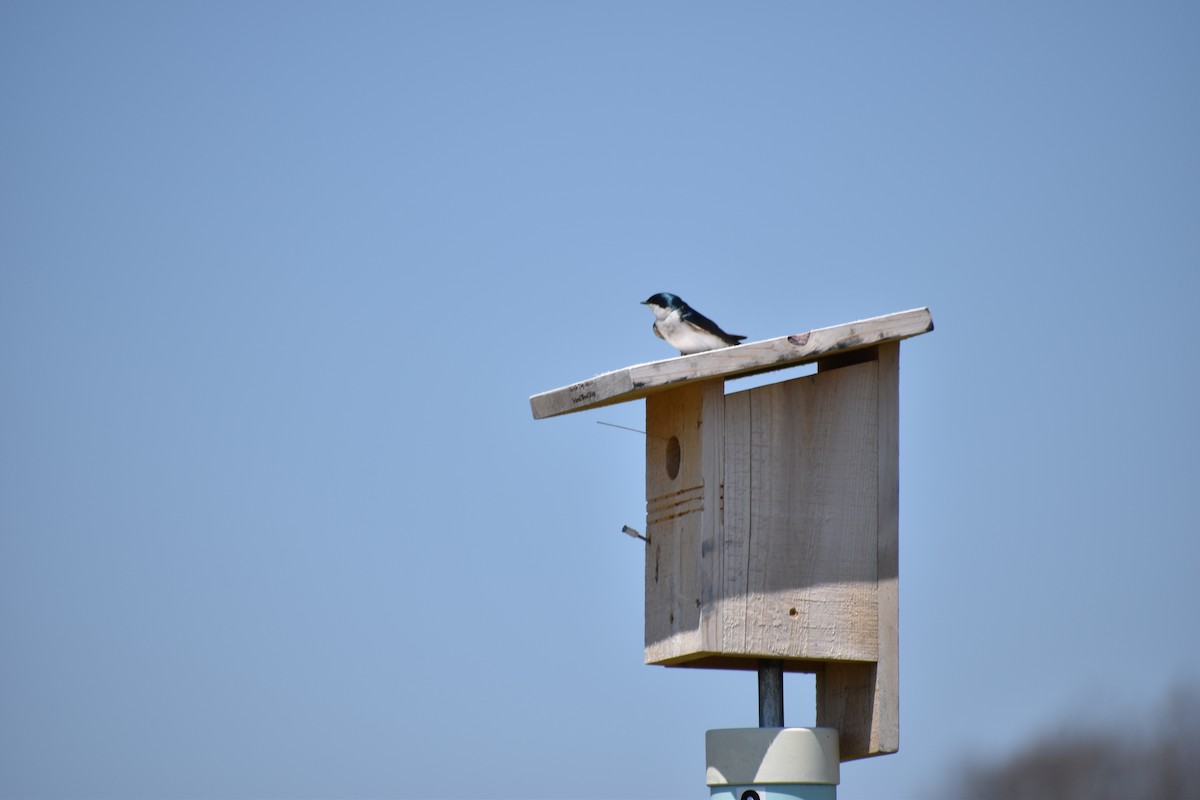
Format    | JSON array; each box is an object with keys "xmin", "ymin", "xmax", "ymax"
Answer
[{"xmin": 641, "ymin": 293, "xmax": 747, "ymax": 355}]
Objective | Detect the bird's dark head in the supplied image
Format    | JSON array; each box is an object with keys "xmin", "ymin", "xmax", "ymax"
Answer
[{"xmin": 641, "ymin": 292, "xmax": 683, "ymax": 310}]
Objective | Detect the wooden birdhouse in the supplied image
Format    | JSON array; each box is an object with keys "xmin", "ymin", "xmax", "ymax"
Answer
[{"xmin": 530, "ymin": 308, "xmax": 933, "ymax": 762}]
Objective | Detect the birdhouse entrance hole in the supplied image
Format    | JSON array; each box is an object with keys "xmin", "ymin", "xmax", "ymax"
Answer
[{"xmin": 665, "ymin": 435, "xmax": 681, "ymax": 480}]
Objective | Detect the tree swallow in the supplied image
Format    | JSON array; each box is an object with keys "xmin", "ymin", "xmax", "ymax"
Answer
[{"xmin": 641, "ymin": 293, "xmax": 747, "ymax": 355}]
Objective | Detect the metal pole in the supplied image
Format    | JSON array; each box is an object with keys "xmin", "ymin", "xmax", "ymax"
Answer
[{"xmin": 758, "ymin": 660, "xmax": 784, "ymax": 728}]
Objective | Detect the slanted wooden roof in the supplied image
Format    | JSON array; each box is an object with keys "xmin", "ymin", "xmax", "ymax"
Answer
[{"xmin": 530, "ymin": 307, "xmax": 933, "ymax": 420}]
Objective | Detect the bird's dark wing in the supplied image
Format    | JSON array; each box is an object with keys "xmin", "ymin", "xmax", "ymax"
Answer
[{"xmin": 680, "ymin": 306, "xmax": 744, "ymax": 345}]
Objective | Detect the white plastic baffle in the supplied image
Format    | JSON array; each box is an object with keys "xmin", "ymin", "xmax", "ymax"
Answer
[{"xmin": 706, "ymin": 727, "xmax": 839, "ymax": 800}]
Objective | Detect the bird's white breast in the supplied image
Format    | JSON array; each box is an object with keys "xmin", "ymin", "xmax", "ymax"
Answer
[{"xmin": 655, "ymin": 310, "xmax": 729, "ymax": 355}]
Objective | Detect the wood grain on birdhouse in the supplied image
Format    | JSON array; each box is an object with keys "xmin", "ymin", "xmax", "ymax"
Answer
[{"xmin": 530, "ymin": 308, "xmax": 930, "ymax": 763}]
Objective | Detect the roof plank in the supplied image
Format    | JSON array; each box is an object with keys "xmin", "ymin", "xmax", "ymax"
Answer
[{"xmin": 530, "ymin": 307, "xmax": 933, "ymax": 419}]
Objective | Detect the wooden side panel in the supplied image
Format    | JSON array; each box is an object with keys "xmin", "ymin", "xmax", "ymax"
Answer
[
  {"xmin": 718, "ymin": 390, "xmax": 752, "ymax": 655},
  {"xmin": 817, "ymin": 662, "xmax": 877, "ymax": 759},
  {"xmin": 818, "ymin": 341, "xmax": 900, "ymax": 760},
  {"xmin": 644, "ymin": 380, "xmax": 723, "ymax": 663},
  {"xmin": 698, "ymin": 380, "xmax": 726, "ymax": 649},
  {"xmin": 717, "ymin": 361, "xmax": 880, "ymax": 661},
  {"xmin": 873, "ymin": 340, "xmax": 900, "ymax": 754}
]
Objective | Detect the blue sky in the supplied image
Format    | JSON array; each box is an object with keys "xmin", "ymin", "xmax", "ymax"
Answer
[{"xmin": 2, "ymin": 2, "xmax": 1198, "ymax": 798}]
